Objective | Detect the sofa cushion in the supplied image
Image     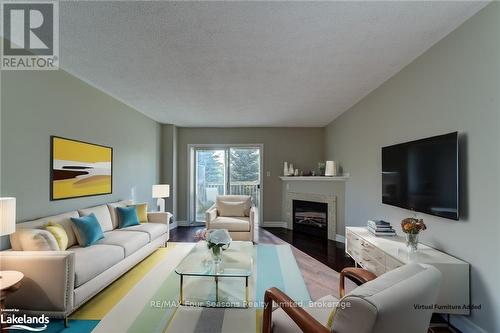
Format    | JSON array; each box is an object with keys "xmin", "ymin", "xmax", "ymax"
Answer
[
  {"xmin": 10, "ymin": 228, "xmax": 60, "ymax": 251},
  {"xmin": 11, "ymin": 211, "xmax": 79, "ymax": 249},
  {"xmin": 107, "ymin": 200, "xmax": 133, "ymax": 229},
  {"xmin": 69, "ymin": 244, "xmax": 124, "ymax": 287},
  {"xmin": 211, "ymin": 216, "xmax": 250, "ymax": 232},
  {"xmin": 216, "ymin": 195, "xmax": 252, "ymax": 217},
  {"xmin": 119, "ymin": 223, "xmax": 168, "ymax": 241},
  {"xmin": 97, "ymin": 230, "xmax": 149, "ymax": 257},
  {"xmin": 78, "ymin": 205, "xmax": 114, "ymax": 232}
]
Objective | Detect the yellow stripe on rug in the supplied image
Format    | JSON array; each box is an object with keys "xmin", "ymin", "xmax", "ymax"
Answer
[
  {"xmin": 71, "ymin": 244, "xmax": 176, "ymax": 320},
  {"xmin": 255, "ymin": 308, "xmax": 263, "ymax": 333}
]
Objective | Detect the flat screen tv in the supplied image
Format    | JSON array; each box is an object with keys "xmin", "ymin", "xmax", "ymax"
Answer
[{"xmin": 382, "ymin": 132, "xmax": 459, "ymax": 220}]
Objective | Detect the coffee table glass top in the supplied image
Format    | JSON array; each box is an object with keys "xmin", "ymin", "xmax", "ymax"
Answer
[{"xmin": 175, "ymin": 241, "xmax": 253, "ymax": 277}]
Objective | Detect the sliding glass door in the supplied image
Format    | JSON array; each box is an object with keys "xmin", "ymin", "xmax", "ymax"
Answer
[
  {"xmin": 191, "ymin": 145, "xmax": 262, "ymax": 223},
  {"xmin": 194, "ymin": 149, "xmax": 226, "ymax": 221}
]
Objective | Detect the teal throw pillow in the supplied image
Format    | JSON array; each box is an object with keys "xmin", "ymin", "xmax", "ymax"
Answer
[
  {"xmin": 71, "ymin": 213, "xmax": 104, "ymax": 247},
  {"xmin": 117, "ymin": 206, "xmax": 140, "ymax": 228}
]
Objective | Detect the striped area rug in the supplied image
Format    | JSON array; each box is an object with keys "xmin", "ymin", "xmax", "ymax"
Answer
[{"xmin": 43, "ymin": 242, "xmax": 310, "ymax": 333}]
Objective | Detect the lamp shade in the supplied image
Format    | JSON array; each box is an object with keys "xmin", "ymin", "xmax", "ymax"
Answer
[
  {"xmin": 152, "ymin": 185, "xmax": 170, "ymax": 198},
  {"xmin": 0, "ymin": 197, "xmax": 16, "ymax": 236}
]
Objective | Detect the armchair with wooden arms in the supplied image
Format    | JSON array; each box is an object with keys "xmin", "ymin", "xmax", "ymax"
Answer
[{"xmin": 263, "ymin": 263, "xmax": 442, "ymax": 333}]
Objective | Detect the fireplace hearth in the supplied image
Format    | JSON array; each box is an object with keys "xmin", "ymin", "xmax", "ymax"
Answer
[{"xmin": 293, "ymin": 200, "xmax": 328, "ymax": 239}]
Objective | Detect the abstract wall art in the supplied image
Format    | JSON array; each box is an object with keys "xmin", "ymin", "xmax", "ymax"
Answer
[{"xmin": 51, "ymin": 136, "xmax": 113, "ymax": 200}]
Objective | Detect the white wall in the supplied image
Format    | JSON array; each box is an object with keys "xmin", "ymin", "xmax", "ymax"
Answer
[{"xmin": 325, "ymin": 4, "xmax": 499, "ymax": 332}]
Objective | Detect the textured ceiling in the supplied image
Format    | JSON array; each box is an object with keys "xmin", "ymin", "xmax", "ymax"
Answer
[{"xmin": 59, "ymin": 1, "xmax": 488, "ymax": 126}]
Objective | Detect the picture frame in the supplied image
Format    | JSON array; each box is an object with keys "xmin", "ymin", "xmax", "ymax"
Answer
[{"xmin": 50, "ymin": 136, "xmax": 113, "ymax": 200}]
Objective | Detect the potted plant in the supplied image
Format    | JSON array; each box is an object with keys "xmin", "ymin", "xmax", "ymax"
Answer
[
  {"xmin": 400, "ymin": 218, "xmax": 427, "ymax": 252},
  {"xmin": 318, "ymin": 162, "xmax": 326, "ymax": 176}
]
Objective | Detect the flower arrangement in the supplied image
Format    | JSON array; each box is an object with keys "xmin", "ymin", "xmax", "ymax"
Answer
[
  {"xmin": 401, "ymin": 218, "xmax": 426, "ymax": 252},
  {"xmin": 195, "ymin": 229, "xmax": 232, "ymax": 263},
  {"xmin": 194, "ymin": 228, "xmax": 208, "ymax": 241},
  {"xmin": 400, "ymin": 218, "xmax": 427, "ymax": 234}
]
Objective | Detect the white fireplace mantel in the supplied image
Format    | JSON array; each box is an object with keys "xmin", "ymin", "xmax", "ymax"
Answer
[
  {"xmin": 280, "ymin": 174, "xmax": 350, "ymax": 181},
  {"xmin": 278, "ymin": 174, "xmax": 347, "ymax": 243}
]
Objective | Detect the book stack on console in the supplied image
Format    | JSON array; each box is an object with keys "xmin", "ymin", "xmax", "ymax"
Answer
[{"xmin": 367, "ymin": 220, "xmax": 396, "ymax": 236}]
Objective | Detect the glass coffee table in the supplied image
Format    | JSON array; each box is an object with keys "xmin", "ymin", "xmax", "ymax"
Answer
[{"xmin": 175, "ymin": 241, "xmax": 253, "ymax": 308}]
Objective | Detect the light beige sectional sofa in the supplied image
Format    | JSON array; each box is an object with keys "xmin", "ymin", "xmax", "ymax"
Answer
[{"xmin": 0, "ymin": 200, "xmax": 171, "ymax": 322}]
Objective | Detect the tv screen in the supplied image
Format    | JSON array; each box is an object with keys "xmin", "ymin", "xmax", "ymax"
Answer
[{"xmin": 382, "ymin": 132, "xmax": 459, "ymax": 220}]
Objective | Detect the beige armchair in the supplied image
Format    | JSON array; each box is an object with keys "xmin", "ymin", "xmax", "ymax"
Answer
[
  {"xmin": 263, "ymin": 263, "xmax": 442, "ymax": 333},
  {"xmin": 205, "ymin": 195, "xmax": 255, "ymax": 242}
]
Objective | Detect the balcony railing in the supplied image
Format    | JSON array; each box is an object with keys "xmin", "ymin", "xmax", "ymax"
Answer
[{"xmin": 196, "ymin": 182, "xmax": 260, "ymax": 220}]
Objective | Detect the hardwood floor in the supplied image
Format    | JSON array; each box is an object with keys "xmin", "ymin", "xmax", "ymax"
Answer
[
  {"xmin": 169, "ymin": 225, "xmax": 205, "ymax": 242},
  {"xmin": 262, "ymin": 227, "xmax": 354, "ymax": 273}
]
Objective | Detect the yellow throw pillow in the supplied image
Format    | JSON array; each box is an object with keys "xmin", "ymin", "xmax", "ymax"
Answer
[
  {"xmin": 129, "ymin": 203, "xmax": 148, "ymax": 223},
  {"xmin": 46, "ymin": 222, "xmax": 69, "ymax": 250}
]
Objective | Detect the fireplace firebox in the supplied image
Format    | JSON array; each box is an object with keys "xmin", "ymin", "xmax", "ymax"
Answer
[{"xmin": 292, "ymin": 200, "xmax": 328, "ymax": 239}]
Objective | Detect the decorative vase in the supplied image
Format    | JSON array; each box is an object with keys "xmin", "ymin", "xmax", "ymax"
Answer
[
  {"xmin": 325, "ymin": 161, "xmax": 337, "ymax": 176},
  {"xmin": 288, "ymin": 164, "xmax": 294, "ymax": 176},
  {"xmin": 405, "ymin": 233, "xmax": 419, "ymax": 252},
  {"xmin": 211, "ymin": 246, "xmax": 223, "ymax": 264},
  {"xmin": 206, "ymin": 229, "xmax": 231, "ymax": 266},
  {"xmin": 284, "ymin": 162, "xmax": 289, "ymax": 176}
]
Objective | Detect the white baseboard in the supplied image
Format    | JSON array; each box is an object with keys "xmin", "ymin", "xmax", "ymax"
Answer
[
  {"xmin": 261, "ymin": 221, "xmax": 288, "ymax": 228},
  {"xmin": 450, "ymin": 315, "xmax": 487, "ymax": 333},
  {"xmin": 335, "ymin": 234, "xmax": 346, "ymax": 243},
  {"xmin": 176, "ymin": 221, "xmax": 205, "ymax": 227}
]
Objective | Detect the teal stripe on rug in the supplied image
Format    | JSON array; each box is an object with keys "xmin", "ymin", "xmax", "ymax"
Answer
[
  {"xmin": 23, "ymin": 319, "xmax": 99, "ymax": 333},
  {"xmin": 276, "ymin": 245, "xmax": 311, "ymax": 303},
  {"xmin": 255, "ymin": 244, "xmax": 285, "ymax": 304}
]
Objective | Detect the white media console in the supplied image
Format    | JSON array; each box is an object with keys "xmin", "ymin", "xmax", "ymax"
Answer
[{"xmin": 345, "ymin": 227, "xmax": 470, "ymax": 315}]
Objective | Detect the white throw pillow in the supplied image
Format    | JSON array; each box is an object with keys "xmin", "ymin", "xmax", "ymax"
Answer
[
  {"xmin": 78, "ymin": 205, "xmax": 114, "ymax": 232},
  {"xmin": 10, "ymin": 228, "xmax": 60, "ymax": 251}
]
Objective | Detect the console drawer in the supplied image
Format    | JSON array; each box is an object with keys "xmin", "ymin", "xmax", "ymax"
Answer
[
  {"xmin": 346, "ymin": 230, "xmax": 362, "ymax": 256},
  {"xmin": 358, "ymin": 256, "xmax": 386, "ymax": 276},
  {"xmin": 359, "ymin": 240, "xmax": 385, "ymax": 263}
]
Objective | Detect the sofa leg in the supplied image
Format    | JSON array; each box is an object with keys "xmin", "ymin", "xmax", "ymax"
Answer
[{"xmin": 64, "ymin": 316, "xmax": 69, "ymax": 328}]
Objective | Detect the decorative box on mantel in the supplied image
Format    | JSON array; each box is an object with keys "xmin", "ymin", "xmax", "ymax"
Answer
[{"xmin": 280, "ymin": 174, "xmax": 349, "ymax": 243}]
